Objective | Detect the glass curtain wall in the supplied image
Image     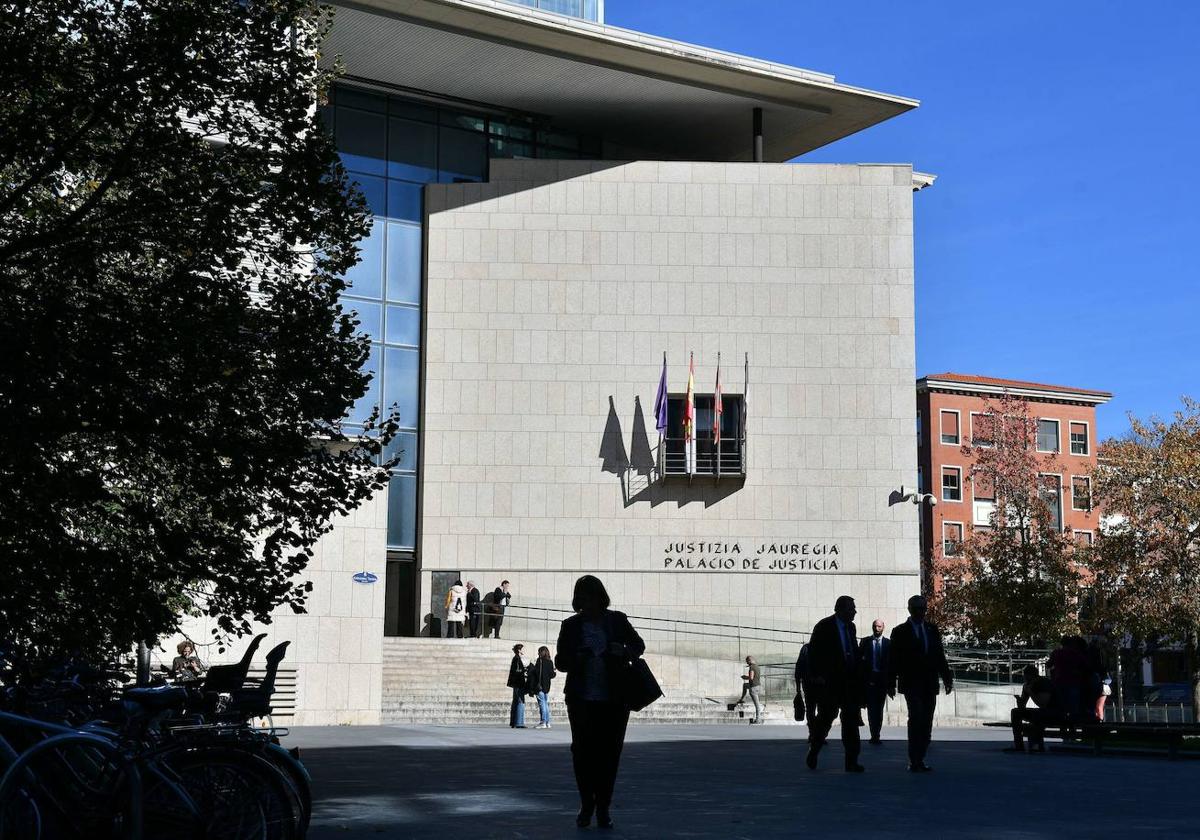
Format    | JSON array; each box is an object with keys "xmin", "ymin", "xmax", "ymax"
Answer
[
  {"xmin": 325, "ymin": 84, "xmax": 596, "ymax": 551},
  {"xmin": 504, "ymin": 0, "xmax": 602, "ymax": 22}
]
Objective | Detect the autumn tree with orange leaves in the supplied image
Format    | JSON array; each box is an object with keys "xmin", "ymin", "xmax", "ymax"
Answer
[
  {"xmin": 1089, "ymin": 398, "xmax": 1200, "ymax": 710},
  {"xmin": 934, "ymin": 394, "xmax": 1081, "ymax": 647}
]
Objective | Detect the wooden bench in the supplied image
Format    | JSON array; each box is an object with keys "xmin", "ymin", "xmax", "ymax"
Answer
[
  {"xmin": 1083, "ymin": 723, "xmax": 1200, "ymax": 760},
  {"xmin": 986, "ymin": 719, "xmax": 1200, "ymax": 760}
]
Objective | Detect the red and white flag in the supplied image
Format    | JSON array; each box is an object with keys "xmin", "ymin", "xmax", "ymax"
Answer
[
  {"xmin": 684, "ymin": 352, "xmax": 696, "ymax": 474},
  {"xmin": 713, "ymin": 353, "xmax": 723, "ymax": 445}
]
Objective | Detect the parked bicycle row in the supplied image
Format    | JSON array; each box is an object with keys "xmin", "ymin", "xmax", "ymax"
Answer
[{"xmin": 0, "ymin": 635, "xmax": 309, "ymax": 839}]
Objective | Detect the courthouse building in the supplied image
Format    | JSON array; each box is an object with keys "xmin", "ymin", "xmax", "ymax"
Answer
[{"xmin": 183, "ymin": 0, "xmax": 934, "ymax": 723}]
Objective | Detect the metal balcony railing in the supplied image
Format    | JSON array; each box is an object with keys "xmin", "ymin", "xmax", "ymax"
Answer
[{"xmin": 659, "ymin": 436, "xmax": 746, "ymax": 478}]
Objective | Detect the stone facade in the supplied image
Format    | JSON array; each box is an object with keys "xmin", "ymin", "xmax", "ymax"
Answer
[
  {"xmin": 170, "ymin": 491, "xmax": 388, "ymax": 725},
  {"xmin": 419, "ymin": 160, "xmax": 921, "ymax": 638}
]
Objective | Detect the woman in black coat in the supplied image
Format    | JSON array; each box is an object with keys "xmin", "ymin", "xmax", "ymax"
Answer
[
  {"xmin": 507, "ymin": 643, "xmax": 527, "ymax": 728},
  {"xmin": 554, "ymin": 575, "xmax": 645, "ymax": 830}
]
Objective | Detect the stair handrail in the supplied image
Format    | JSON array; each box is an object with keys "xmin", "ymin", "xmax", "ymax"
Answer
[
  {"xmin": 502, "ymin": 603, "xmax": 811, "ymax": 641},
  {"xmin": 496, "ymin": 603, "xmax": 810, "ymax": 661},
  {"xmin": 494, "ymin": 605, "xmax": 1055, "ymax": 681}
]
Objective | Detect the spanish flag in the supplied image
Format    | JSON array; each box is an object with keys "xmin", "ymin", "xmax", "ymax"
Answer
[{"xmin": 684, "ymin": 351, "xmax": 696, "ymax": 474}]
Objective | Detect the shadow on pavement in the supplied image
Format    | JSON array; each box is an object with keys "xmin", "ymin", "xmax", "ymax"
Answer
[{"xmin": 301, "ymin": 734, "xmax": 1200, "ymax": 839}]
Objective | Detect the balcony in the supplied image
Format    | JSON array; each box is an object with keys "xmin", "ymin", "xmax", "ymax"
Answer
[
  {"xmin": 660, "ymin": 436, "xmax": 746, "ymax": 478},
  {"xmin": 660, "ymin": 394, "xmax": 746, "ymax": 479}
]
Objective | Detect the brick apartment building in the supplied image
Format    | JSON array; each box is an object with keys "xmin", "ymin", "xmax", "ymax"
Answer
[{"xmin": 915, "ymin": 373, "xmax": 1112, "ymax": 592}]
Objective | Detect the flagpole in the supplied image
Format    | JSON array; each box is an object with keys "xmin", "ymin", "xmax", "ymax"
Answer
[
  {"xmin": 715, "ymin": 351, "xmax": 721, "ymax": 479},
  {"xmin": 685, "ymin": 351, "xmax": 695, "ymax": 478},
  {"xmin": 743, "ymin": 352, "xmax": 749, "ymax": 475},
  {"xmin": 660, "ymin": 351, "xmax": 665, "ymax": 477},
  {"xmin": 654, "ymin": 351, "xmax": 668, "ymax": 478}
]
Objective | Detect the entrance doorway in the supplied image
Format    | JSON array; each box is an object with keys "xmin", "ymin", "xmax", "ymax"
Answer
[{"xmin": 384, "ymin": 556, "xmax": 417, "ymax": 636}]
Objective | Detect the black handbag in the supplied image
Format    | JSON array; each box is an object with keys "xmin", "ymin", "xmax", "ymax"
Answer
[
  {"xmin": 506, "ymin": 659, "xmax": 524, "ymax": 689},
  {"xmin": 793, "ymin": 691, "xmax": 806, "ymax": 722},
  {"xmin": 620, "ymin": 657, "xmax": 663, "ymax": 712}
]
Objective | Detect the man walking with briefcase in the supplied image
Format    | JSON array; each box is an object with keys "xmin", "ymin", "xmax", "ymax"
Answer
[{"xmin": 805, "ymin": 595, "xmax": 865, "ymax": 772}]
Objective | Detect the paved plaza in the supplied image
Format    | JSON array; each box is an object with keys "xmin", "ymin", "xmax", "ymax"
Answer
[{"xmin": 284, "ymin": 723, "xmax": 1197, "ymax": 839}]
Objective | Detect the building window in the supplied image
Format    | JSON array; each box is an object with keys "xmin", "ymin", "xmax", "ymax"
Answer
[
  {"xmin": 971, "ymin": 470, "xmax": 996, "ymax": 526},
  {"xmin": 1070, "ymin": 421, "xmax": 1089, "ymax": 456},
  {"xmin": 662, "ymin": 394, "xmax": 745, "ymax": 477},
  {"xmin": 1071, "ymin": 476, "xmax": 1092, "ymax": 512},
  {"xmin": 328, "ymin": 84, "xmax": 597, "ymax": 550},
  {"xmin": 973, "ymin": 499, "xmax": 996, "ymax": 527},
  {"xmin": 971, "ymin": 412, "xmax": 996, "ymax": 448},
  {"xmin": 1036, "ymin": 419, "xmax": 1060, "ymax": 453},
  {"xmin": 503, "ymin": 0, "xmax": 602, "ymax": 22},
  {"xmin": 386, "ymin": 474, "xmax": 418, "ymax": 549},
  {"xmin": 917, "ymin": 464, "xmax": 924, "ymax": 494},
  {"xmin": 940, "ymin": 410, "xmax": 960, "ymax": 445},
  {"xmin": 1039, "ymin": 474, "xmax": 1063, "ymax": 532},
  {"xmin": 943, "ymin": 522, "xmax": 964, "ymax": 557},
  {"xmin": 916, "ymin": 410, "xmax": 922, "ymax": 446},
  {"xmin": 941, "ymin": 466, "xmax": 962, "ymax": 503},
  {"xmin": 972, "ymin": 471, "xmax": 996, "ymax": 502},
  {"xmin": 1074, "ymin": 530, "xmax": 1094, "ymax": 547}
]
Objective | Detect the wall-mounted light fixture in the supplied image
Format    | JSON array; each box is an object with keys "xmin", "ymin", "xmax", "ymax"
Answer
[{"xmin": 888, "ymin": 485, "xmax": 937, "ymax": 508}]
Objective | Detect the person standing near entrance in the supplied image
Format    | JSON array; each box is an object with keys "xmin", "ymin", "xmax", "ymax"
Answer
[
  {"xmin": 859, "ymin": 619, "xmax": 891, "ymax": 744},
  {"xmin": 534, "ymin": 646, "xmax": 556, "ymax": 729},
  {"xmin": 444, "ymin": 580, "xmax": 467, "ymax": 638},
  {"xmin": 465, "ymin": 581, "xmax": 482, "ymax": 638},
  {"xmin": 507, "ymin": 643, "xmax": 528, "ymax": 728},
  {"xmin": 805, "ymin": 595, "xmax": 865, "ymax": 772},
  {"xmin": 888, "ymin": 595, "xmax": 953, "ymax": 772},
  {"xmin": 555, "ymin": 575, "xmax": 645, "ymax": 830},
  {"xmin": 490, "ymin": 580, "xmax": 513, "ymax": 639}
]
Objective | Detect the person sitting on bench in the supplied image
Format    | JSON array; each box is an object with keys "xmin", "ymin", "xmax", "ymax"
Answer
[{"xmin": 1011, "ymin": 664, "xmax": 1062, "ymax": 752}]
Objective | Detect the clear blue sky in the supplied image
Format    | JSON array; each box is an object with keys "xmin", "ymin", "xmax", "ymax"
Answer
[{"xmin": 609, "ymin": 1, "xmax": 1199, "ymax": 440}]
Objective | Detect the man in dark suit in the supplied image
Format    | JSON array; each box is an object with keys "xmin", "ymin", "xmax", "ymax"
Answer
[
  {"xmin": 805, "ymin": 595, "xmax": 864, "ymax": 772},
  {"xmin": 792, "ymin": 643, "xmax": 810, "ymax": 723},
  {"xmin": 858, "ymin": 619, "xmax": 891, "ymax": 744},
  {"xmin": 488, "ymin": 580, "xmax": 512, "ymax": 638},
  {"xmin": 465, "ymin": 581, "xmax": 482, "ymax": 638},
  {"xmin": 888, "ymin": 595, "xmax": 953, "ymax": 772}
]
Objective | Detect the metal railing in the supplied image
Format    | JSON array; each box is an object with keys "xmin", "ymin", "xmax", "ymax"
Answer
[
  {"xmin": 494, "ymin": 606, "xmax": 1065, "ymax": 685},
  {"xmin": 494, "ymin": 605, "xmax": 1198, "ymax": 724},
  {"xmin": 943, "ymin": 647, "xmax": 1049, "ymax": 686},
  {"xmin": 1106, "ymin": 703, "xmax": 1195, "ymax": 724},
  {"xmin": 496, "ymin": 604, "xmax": 806, "ymax": 662},
  {"xmin": 660, "ymin": 436, "xmax": 746, "ymax": 478},
  {"xmin": 758, "ymin": 662, "xmax": 799, "ymax": 700}
]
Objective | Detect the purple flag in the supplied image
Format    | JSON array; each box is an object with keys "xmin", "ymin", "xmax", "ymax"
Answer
[{"xmin": 653, "ymin": 354, "xmax": 668, "ymax": 436}]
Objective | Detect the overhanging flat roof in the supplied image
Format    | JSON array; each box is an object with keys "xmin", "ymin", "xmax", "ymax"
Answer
[{"xmin": 327, "ymin": 0, "xmax": 918, "ymax": 161}]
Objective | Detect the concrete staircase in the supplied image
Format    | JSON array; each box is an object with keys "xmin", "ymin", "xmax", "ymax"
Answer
[{"xmin": 382, "ymin": 637, "xmax": 790, "ymax": 725}]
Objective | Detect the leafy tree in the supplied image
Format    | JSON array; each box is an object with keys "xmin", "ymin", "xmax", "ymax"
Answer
[
  {"xmin": 0, "ymin": 0, "xmax": 393, "ymax": 661},
  {"xmin": 934, "ymin": 394, "xmax": 1080, "ymax": 646},
  {"xmin": 1089, "ymin": 398, "xmax": 1200, "ymax": 710}
]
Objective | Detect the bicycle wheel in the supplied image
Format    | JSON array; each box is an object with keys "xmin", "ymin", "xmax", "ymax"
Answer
[
  {"xmin": 263, "ymin": 742, "xmax": 311, "ymax": 834},
  {"xmin": 0, "ymin": 786, "xmax": 41, "ymax": 840},
  {"xmin": 156, "ymin": 747, "xmax": 301, "ymax": 840},
  {"xmin": 0, "ymin": 733, "xmax": 127, "ymax": 840}
]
